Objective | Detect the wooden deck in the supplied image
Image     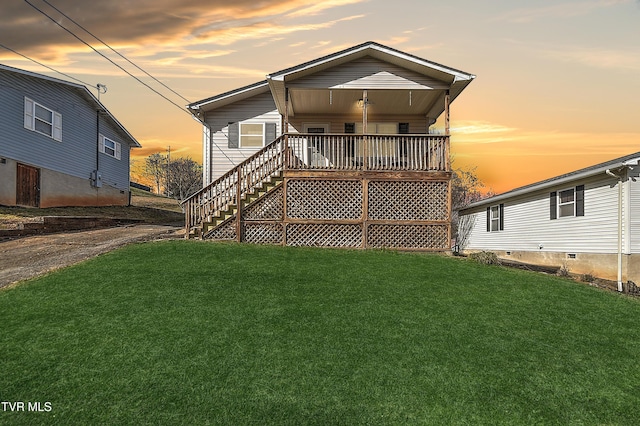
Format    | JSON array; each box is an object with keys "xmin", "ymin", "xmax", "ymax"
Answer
[{"xmin": 184, "ymin": 133, "xmax": 452, "ymax": 250}]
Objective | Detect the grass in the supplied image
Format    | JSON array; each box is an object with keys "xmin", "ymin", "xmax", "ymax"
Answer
[
  {"xmin": 1, "ymin": 242, "xmax": 639, "ymax": 425},
  {"xmin": 0, "ymin": 187, "xmax": 183, "ymax": 228}
]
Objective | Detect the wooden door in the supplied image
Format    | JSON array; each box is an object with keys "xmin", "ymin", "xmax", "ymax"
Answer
[{"xmin": 16, "ymin": 163, "xmax": 40, "ymax": 207}]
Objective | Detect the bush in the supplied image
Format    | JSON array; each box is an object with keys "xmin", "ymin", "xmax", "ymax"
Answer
[{"xmin": 469, "ymin": 251, "xmax": 501, "ymax": 265}]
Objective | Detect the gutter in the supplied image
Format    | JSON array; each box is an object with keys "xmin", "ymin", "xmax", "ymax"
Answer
[{"xmin": 605, "ymin": 168, "xmax": 624, "ymax": 292}]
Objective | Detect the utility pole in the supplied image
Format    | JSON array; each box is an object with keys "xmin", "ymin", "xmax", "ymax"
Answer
[{"xmin": 166, "ymin": 146, "xmax": 171, "ymax": 197}]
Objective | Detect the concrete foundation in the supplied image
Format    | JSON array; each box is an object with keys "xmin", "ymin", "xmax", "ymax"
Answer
[
  {"xmin": 464, "ymin": 249, "xmax": 639, "ymax": 284},
  {"xmin": 0, "ymin": 158, "xmax": 129, "ymax": 207}
]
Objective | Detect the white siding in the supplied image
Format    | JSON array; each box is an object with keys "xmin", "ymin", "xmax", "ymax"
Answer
[
  {"xmin": 288, "ymin": 57, "xmax": 449, "ymax": 90},
  {"xmin": 630, "ymin": 167, "xmax": 640, "ymax": 253},
  {"xmin": 203, "ymin": 92, "xmax": 280, "ymax": 184},
  {"xmin": 460, "ymin": 174, "xmax": 621, "ymax": 254}
]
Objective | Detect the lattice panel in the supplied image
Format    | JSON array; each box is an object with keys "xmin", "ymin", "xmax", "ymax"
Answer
[
  {"xmin": 367, "ymin": 224, "xmax": 449, "ymax": 249},
  {"xmin": 243, "ymin": 223, "xmax": 283, "ymax": 245},
  {"xmin": 206, "ymin": 220, "xmax": 236, "ymax": 240},
  {"xmin": 368, "ymin": 181, "xmax": 448, "ymax": 221},
  {"xmin": 286, "ymin": 223, "xmax": 362, "ymax": 247},
  {"xmin": 243, "ymin": 186, "xmax": 283, "ymax": 220},
  {"xmin": 287, "ymin": 180, "xmax": 362, "ymax": 220}
]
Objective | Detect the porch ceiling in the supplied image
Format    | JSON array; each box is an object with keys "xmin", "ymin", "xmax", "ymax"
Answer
[{"xmin": 288, "ymin": 88, "xmax": 443, "ymax": 117}]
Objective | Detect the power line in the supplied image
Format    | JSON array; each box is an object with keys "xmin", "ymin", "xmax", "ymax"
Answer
[
  {"xmin": 23, "ymin": 0, "xmax": 190, "ymax": 117},
  {"xmin": 0, "ymin": 41, "xmax": 98, "ymax": 90},
  {"xmin": 38, "ymin": 0, "xmax": 191, "ymax": 105}
]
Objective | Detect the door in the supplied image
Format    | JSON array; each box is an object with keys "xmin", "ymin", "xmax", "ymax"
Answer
[
  {"xmin": 16, "ymin": 163, "xmax": 40, "ymax": 207},
  {"xmin": 303, "ymin": 124, "xmax": 330, "ymax": 167}
]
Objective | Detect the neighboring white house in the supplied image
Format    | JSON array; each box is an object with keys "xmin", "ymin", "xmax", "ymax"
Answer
[
  {"xmin": 458, "ymin": 152, "xmax": 640, "ymax": 290},
  {"xmin": 0, "ymin": 64, "xmax": 140, "ymax": 207}
]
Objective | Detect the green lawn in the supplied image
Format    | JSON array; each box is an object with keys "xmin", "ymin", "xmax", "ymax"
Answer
[{"xmin": 1, "ymin": 242, "xmax": 639, "ymax": 425}]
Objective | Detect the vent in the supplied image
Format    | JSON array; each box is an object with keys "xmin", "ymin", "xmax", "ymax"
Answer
[{"xmin": 567, "ymin": 253, "xmax": 577, "ymax": 259}]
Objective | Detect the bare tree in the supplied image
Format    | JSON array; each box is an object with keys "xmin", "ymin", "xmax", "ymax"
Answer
[
  {"xmin": 450, "ymin": 164, "xmax": 491, "ymax": 243},
  {"xmin": 144, "ymin": 153, "xmax": 167, "ymax": 194},
  {"xmin": 165, "ymin": 157, "xmax": 203, "ymax": 203}
]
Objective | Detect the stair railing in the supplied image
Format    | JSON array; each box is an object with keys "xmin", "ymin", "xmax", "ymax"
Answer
[{"xmin": 183, "ymin": 134, "xmax": 286, "ymax": 233}]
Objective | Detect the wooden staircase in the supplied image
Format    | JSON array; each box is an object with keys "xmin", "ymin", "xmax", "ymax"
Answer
[
  {"xmin": 183, "ymin": 135, "xmax": 288, "ymax": 239},
  {"xmin": 200, "ymin": 173, "xmax": 283, "ymax": 238}
]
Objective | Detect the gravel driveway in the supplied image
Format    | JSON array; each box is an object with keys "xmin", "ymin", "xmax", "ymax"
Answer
[{"xmin": 0, "ymin": 224, "xmax": 182, "ymax": 289}]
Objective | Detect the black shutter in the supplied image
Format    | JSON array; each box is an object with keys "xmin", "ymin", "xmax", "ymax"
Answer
[
  {"xmin": 228, "ymin": 122, "xmax": 239, "ymax": 148},
  {"xmin": 265, "ymin": 122, "xmax": 277, "ymax": 144},
  {"xmin": 344, "ymin": 123, "xmax": 355, "ymax": 134},
  {"xmin": 486, "ymin": 207, "xmax": 491, "ymax": 232},
  {"xmin": 399, "ymin": 123, "xmax": 410, "ymax": 134},
  {"xmin": 550, "ymin": 191, "xmax": 557, "ymax": 220},
  {"xmin": 499, "ymin": 203, "xmax": 504, "ymax": 231},
  {"xmin": 575, "ymin": 185, "xmax": 585, "ymax": 216}
]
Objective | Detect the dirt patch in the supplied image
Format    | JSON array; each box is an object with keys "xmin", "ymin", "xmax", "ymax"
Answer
[
  {"xmin": 0, "ymin": 190, "xmax": 186, "ymax": 289},
  {"xmin": 0, "ymin": 224, "xmax": 182, "ymax": 289}
]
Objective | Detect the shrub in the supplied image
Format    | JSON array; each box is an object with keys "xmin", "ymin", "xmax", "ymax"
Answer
[{"xmin": 469, "ymin": 251, "xmax": 501, "ymax": 265}]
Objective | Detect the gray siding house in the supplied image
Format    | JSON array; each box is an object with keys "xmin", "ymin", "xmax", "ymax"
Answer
[
  {"xmin": 0, "ymin": 64, "xmax": 140, "ymax": 207},
  {"xmin": 458, "ymin": 152, "xmax": 640, "ymax": 290}
]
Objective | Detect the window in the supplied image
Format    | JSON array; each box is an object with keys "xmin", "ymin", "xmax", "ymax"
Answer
[
  {"xmin": 550, "ymin": 185, "xmax": 584, "ymax": 219},
  {"xmin": 354, "ymin": 122, "xmax": 398, "ymax": 134},
  {"xmin": 240, "ymin": 123, "xmax": 264, "ymax": 147},
  {"xmin": 24, "ymin": 97, "xmax": 62, "ymax": 141},
  {"xmin": 486, "ymin": 204, "xmax": 504, "ymax": 232},
  {"xmin": 99, "ymin": 135, "xmax": 121, "ymax": 160}
]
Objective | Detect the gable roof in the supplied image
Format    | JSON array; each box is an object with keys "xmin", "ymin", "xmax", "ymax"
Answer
[
  {"xmin": 462, "ymin": 151, "xmax": 640, "ymax": 211},
  {"xmin": 0, "ymin": 64, "xmax": 140, "ymax": 147},
  {"xmin": 188, "ymin": 41, "xmax": 475, "ymax": 116}
]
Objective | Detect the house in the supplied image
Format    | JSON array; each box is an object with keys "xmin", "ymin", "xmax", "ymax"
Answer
[
  {"xmin": 0, "ymin": 64, "xmax": 140, "ymax": 208},
  {"xmin": 185, "ymin": 41, "xmax": 475, "ymax": 250},
  {"xmin": 458, "ymin": 152, "xmax": 640, "ymax": 290}
]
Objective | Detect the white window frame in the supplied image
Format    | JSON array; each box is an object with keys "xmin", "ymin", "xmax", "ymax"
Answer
[
  {"xmin": 490, "ymin": 205, "xmax": 501, "ymax": 232},
  {"xmin": 354, "ymin": 122, "xmax": 398, "ymax": 134},
  {"xmin": 99, "ymin": 134, "xmax": 122, "ymax": 160},
  {"xmin": 557, "ymin": 187, "xmax": 575, "ymax": 218},
  {"xmin": 24, "ymin": 97, "xmax": 62, "ymax": 141},
  {"xmin": 239, "ymin": 122, "xmax": 265, "ymax": 148}
]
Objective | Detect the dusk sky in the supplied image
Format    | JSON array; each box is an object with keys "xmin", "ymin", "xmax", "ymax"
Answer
[{"xmin": 1, "ymin": 0, "xmax": 639, "ymax": 193}]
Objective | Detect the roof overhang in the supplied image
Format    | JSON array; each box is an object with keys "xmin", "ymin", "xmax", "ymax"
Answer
[
  {"xmin": 461, "ymin": 153, "xmax": 640, "ymax": 212},
  {"xmin": 0, "ymin": 64, "xmax": 140, "ymax": 148}
]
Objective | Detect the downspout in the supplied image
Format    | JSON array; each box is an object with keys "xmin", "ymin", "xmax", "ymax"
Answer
[{"xmin": 606, "ymin": 169, "xmax": 623, "ymax": 292}]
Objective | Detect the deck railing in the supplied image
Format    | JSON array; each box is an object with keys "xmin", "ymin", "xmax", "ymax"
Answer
[
  {"xmin": 286, "ymin": 133, "xmax": 449, "ymax": 171},
  {"xmin": 184, "ymin": 133, "xmax": 449, "ymax": 233}
]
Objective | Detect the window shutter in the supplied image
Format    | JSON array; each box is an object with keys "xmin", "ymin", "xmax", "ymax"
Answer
[
  {"xmin": 344, "ymin": 123, "xmax": 355, "ymax": 134},
  {"xmin": 486, "ymin": 207, "xmax": 491, "ymax": 232},
  {"xmin": 575, "ymin": 185, "xmax": 584, "ymax": 216},
  {"xmin": 24, "ymin": 97, "xmax": 34, "ymax": 130},
  {"xmin": 53, "ymin": 112, "xmax": 62, "ymax": 141},
  {"xmin": 265, "ymin": 122, "xmax": 276, "ymax": 144},
  {"xmin": 115, "ymin": 141, "xmax": 121, "ymax": 160},
  {"xmin": 399, "ymin": 123, "xmax": 410, "ymax": 134},
  {"xmin": 499, "ymin": 203, "xmax": 504, "ymax": 231},
  {"xmin": 228, "ymin": 122, "xmax": 239, "ymax": 148},
  {"xmin": 550, "ymin": 191, "xmax": 557, "ymax": 220},
  {"xmin": 98, "ymin": 134, "xmax": 105, "ymax": 154}
]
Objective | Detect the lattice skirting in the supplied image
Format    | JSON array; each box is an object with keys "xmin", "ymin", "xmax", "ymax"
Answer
[
  {"xmin": 243, "ymin": 222, "xmax": 283, "ymax": 245},
  {"xmin": 368, "ymin": 181, "xmax": 448, "ymax": 221},
  {"xmin": 367, "ymin": 224, "xmax": 449, "ymax": 249},
  {"xmin": 206, "ymin": 220, "xmax": 236, "ymax": 240},
  {"xmin": 286, "ymin": 223, "xmax": 362, "ymax": 248},
  {"xmin": 287, "ymin": 179, "xmax": 362, "ymax": 219},
  {"xmin": 243, "ymin": 186, "xmax": 283, "ymax": 220}
]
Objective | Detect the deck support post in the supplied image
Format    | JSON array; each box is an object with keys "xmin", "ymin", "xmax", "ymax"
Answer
[
  {"xmin": 362, "ymin": 89, "xmax": 368, "ymax": 170},
  {"xmin": 236, "ymin": 167, "xmax": 242, "ymax": 243},
  {"xmin": 444, "ymin": 89, "xmax": 450, "ymax": 136},
  {"xmin": 362, "ymin": 178, "xmax": 369, "ymax": 248}
]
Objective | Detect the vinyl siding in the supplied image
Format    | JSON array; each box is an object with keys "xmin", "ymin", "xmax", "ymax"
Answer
[
  {"xmin": 630, "ymin": 167, "xmax": 640, "ymax": 252},
  {"xmin": 460, "ymin": 174, "xmax": 622, "ymax": 254},
  {"xmin": 289, "ymin": 114, "xmax": 428, "ymax": 134},
  {"xmin": 203, "ymin": 92, "xmax": 280, "ymax": 184},
  {"xmin": 0, "ymin": 70, "xmax": 131, "ymax": 190},
  {"xmin": 287, "ymin": 57, "xmax": 449, "ymax": 90}
]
